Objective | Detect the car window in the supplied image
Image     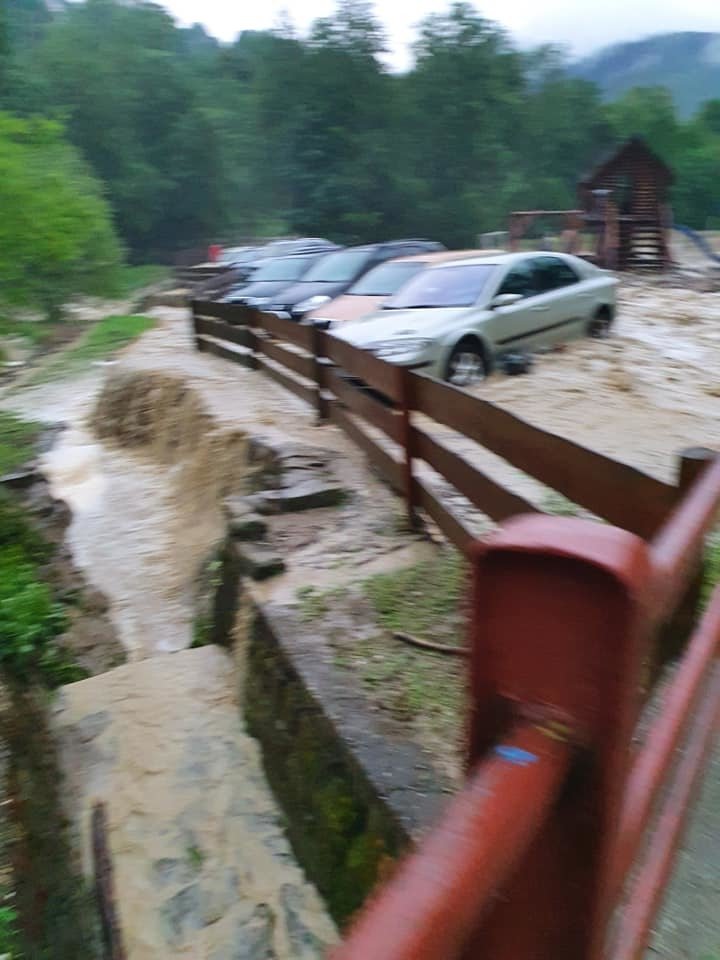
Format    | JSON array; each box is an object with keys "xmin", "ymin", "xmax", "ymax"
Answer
[
  {"xmin": 251, "ymin": 256, "xmax": 315, "ymax": 282},
  {"xmin": 302, "ymin": 249, "xmax": 372, "ymax": 283},
  {"xmin": 348, "ymin": 261, "xmax": 426, "ymax": 296},
  {"xmin": 385, "ymin": 264, "xmax": 496, "ymax": 309},
  {"xmin": 533, "ymin": 256, "xmax": 579, "ymax": 292},
  {"xmin": 497, "ymin": 262, "xmax": 539, "ymax": 298}
]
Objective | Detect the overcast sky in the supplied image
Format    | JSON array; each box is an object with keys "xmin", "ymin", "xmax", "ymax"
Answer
[{"xmin": 160, "ymin": 0, "xmax": 719, "ymax": 67}]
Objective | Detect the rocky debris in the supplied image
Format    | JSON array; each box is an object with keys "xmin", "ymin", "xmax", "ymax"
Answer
[
  {"xmin": 242, "ymin": 448, "xmax": 348, "ymax": 516},
  {"xmin": 234, "ymin": 540, "xmax": 286, "ymax": 581},
  {"xmin": 263, "ymin": 476, "xmax": 346, "ymax": 513},
  {"xmin": 0, "ymin": 466, "xmax": 40, "ymax": 489},
  {"xmin": 224, "ymin": 496, "xmax": 268, "ymax": 541}
]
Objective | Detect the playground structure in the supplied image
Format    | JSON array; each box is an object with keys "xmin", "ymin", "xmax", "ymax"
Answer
[{"xmin": 509, "ymin": 137, "xmax": 674, "ymax": 271}]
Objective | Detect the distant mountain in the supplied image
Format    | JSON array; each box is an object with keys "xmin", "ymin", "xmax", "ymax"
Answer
[{"xmin": 571, "ymin": 32, "xmax": 720, "ymax": 118}]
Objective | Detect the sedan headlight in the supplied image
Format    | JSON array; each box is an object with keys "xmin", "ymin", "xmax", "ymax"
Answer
[
  {"xmin": 293, "ymin": 295, "xmax": 332, "ymax": 315},
  {"xmin": 369, "ymin": 339, "xmax": 433, "ymax": 359},
  {"xmin": 245, "ymin": 296, "xmax": 271, "ymax": 307}
]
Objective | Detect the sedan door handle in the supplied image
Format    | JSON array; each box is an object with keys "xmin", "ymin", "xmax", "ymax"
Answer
[{"xmin": 531, "ymin": 306, "xmax": 549, "ymax": 312}]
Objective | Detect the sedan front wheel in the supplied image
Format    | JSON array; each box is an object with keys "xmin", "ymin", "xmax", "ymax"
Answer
[{"xmin": 444, "ymin": 341, "xmax": 487, "ymax": 387}]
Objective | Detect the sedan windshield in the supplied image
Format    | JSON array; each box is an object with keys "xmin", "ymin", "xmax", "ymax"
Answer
[
  {"xmin": 385, "ymin": 263, "xmax": 497, "ymax": 309},
  {"xmin": 303, "ymin": 249, "xmax": 371, "ymax": 283},
  {"xmin": 251, "ymin": 256, "xmax": 314, "ymax": 282},
  {"xmin": 348, "ymin": 261, "xmax": 426, "ymax": 296}
]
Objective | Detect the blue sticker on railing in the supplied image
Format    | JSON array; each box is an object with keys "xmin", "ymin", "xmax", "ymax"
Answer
[{"xmin": 494, "ymin": 746, "xmax": 539, "ymax": 766}]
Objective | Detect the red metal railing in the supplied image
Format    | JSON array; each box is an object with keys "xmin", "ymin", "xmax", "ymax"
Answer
[{"xmin": 331, "ymin": 457, "xmax": 720, "ymax": 960}]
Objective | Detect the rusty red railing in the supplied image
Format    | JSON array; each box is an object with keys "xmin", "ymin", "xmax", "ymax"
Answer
[{"xmin": 331, "ymin": 463, "xmax": 720, "ymax": 960}]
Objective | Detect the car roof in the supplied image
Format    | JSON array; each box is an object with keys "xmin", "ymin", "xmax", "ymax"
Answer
[
  {"xmin": 333, "ymin": 240, "xmax": 443, "ymax": 255},
  {"xmin": 423, "ymin": 250, "xmax": 578, "ymax": 269},
  {"xmin": 391, "ymin": 248, "xmax": 505, "ymax": 264}
]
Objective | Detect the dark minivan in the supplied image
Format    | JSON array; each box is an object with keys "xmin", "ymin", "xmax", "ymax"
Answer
[{"xmin": 267, "ymin": 240, "xmax": 445, "ymax": 320}]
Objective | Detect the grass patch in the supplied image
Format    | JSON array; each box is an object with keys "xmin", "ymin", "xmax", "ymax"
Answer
[
  {"xmin": 290, "ymin": 550, "xmax": 470, "ymax": 772},
  {"xmin": 0, "ymin": 904, "xmax": 21, "ymax": 958},
  {"xmin": 29, "ymin": 313, "xmax": 156, "ymax": 383},
  {"xmin": 296, "ymin": 585, "xmax": 330, "ymax": 621},
  {"xmin": 115, "ymin": 265, "xmax": 170, "ymax": 297},
  {"xmin": 0, "ymin": 410, "xmax": 42, "ymax": 475},
  {"xmin": 0, "ymin": 315, "xmax": 52, "ymax": 346},
  {"xmin": 365, "ymin": 549, "xmax": 466, "ymax": 641},
  {"xmin": 0, "ymin": 491, "xmax": 85, "ymax": 687},
  {"xmin": 359, "ymin": 550, "xmax": 467, "ymax": 735}
]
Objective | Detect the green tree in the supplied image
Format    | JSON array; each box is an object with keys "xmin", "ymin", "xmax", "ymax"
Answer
[
  {"xmin": 606, "ymin": 86, "xmax": 681, "ymax": 161},
  {"xmin": 32, "ymin": 0, "xmax": 251, "ymax": 258},
  {"xmin": 403, "ymin": 2, "xmax": 524, "ymax": 244},
  {"xmin": 0, "ymin": 112, "xmax": 123, "ymax": 319}
]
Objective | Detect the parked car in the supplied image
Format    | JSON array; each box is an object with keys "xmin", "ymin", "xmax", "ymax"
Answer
[
  {"xmin": 253, "ymin": 238, "xmax": 336, "ymax": 264},
  {"xmin": 218, "ymin": 246, "xmax": 260, "ymax": 267},
  {"xmin": 334, "ymin": 252, "xmax": 618, "ymax": 386},
  {"xmin": 306, "ymin": 249, "xmax": 502, "ymax": 328},
  {"xmin": 266, "ymin": 240, "xmax": 445, "ymax": 321},
  {"xmin": 221, "ymin": 252, "xmax": 339, "ymax": 307}
]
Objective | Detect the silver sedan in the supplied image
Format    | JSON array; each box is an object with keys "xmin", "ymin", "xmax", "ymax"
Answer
[{"xmin": 334, "ymin": 252, "xmax": 619, "ymax": 386}]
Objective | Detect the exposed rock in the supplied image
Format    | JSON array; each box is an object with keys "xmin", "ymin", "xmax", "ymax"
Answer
[
  {"xmin": 0, "ymin": 467, "xmax": 39, "ymax": 489},
  {"xmin": 263, "ymin": 477, "xmax": 347, "ymax": 512},
  {"xmin": 234, "ymin": 541, "xmax": 286, "ymax": 581},
  {"xmin": 212, "ymin": 904, "xmax": 277, "ymax": 960},
  {"xmin": 280, "ymin": 884, "xmax": 331, "ymax": 957},
  {"xmin": 153, "ymin": 857, "xmax": 196, "ymax": 889},
  {"xmin": 224, "ymin": 496, "xmax": 268, "ymax": 541},
  {"xmin": 161, "ymin": 884, "xmax": 203, "ymax": 947}
]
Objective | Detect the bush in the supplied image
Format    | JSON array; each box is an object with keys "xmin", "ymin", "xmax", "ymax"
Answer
[
  {"xmin": 0, "ymin": 411, "xmax": 41, "ymax": 476},
  {"xmin": 0, "ymin": 492, "xmax": 84, "ymax": 686},
  {"xmin": 0, "ymin": 546, "xmax": 66, "ymax": 673}
]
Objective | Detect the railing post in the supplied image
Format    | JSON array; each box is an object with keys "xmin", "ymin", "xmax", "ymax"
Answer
[
  {"xmin": 190, "ymin": 300, "xmax": 203, "ymax": 352},
  {"xmin": 245, "ymin": 306, "xmax": 261, "ymax": 371},
  {"xmin": 399, "ymin": 368, "xmax": 416, "ymax": 528},
  {"xmin": 311, "ymin": 325, "xmax": 329, "ymax": 424},
  {"xmin": 464, "ymin": 516, "xmax": 653, "ymax": 960},
  {"xmin": 654, "ymin": 446, "xmax": 716, "ymax": 678}
]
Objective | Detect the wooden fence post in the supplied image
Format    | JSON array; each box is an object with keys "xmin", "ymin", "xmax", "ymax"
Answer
[
  {"xmin": 399, "ymin": 368, "xmax": 416, "ymax": 528},
  {"xmin": 311, "ymin": 325, "xmax": 329, "ymax": 424},
  {"xmin": 654, "ymin": 446, "xmax": 716, "ymax": 677}
]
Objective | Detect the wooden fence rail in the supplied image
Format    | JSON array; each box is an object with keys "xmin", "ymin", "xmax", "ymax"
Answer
[{"xmin": 191, "ymin": 299, "xmax": 680, "ymax": 550}]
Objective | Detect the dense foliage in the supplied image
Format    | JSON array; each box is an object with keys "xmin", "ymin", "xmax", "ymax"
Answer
[
  {"xmin": 0, "ymin": 113, "xmax": 123, "ymax": 318},
  {"xmin": 1, "ymin": 0, "xmax": 719, "ymax": 263}
]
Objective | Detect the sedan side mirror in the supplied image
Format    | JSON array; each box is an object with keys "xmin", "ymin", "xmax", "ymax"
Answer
[{"xmin": 489, "ymin": 293, "xmax": 523, "ymax": 309}]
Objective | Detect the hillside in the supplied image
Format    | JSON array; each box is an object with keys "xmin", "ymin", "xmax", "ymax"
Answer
[{"xmin": 571, "ymin": 32, "xmax": 720, "ymax": 118}]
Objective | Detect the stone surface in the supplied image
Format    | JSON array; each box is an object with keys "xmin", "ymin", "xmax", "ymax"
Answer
[
  {"xmin": 236, "ymin": 542, "xmax": 286, "ymax": 581},
  {"xmin": 263, "ymin": 478, "xmax": 347, "ymax": 513},
  {"xmin": 224, "ymin": 496, "xmax": 268, "ymax": 541},
  {"xmin": 52, "ymin": 647, "xmax": 336, "ymax": 960}
]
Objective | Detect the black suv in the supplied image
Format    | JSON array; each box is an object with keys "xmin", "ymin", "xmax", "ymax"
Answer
[{"xmin": 266, "ymin": 240, "xmax": 445, "ymax": 320}]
